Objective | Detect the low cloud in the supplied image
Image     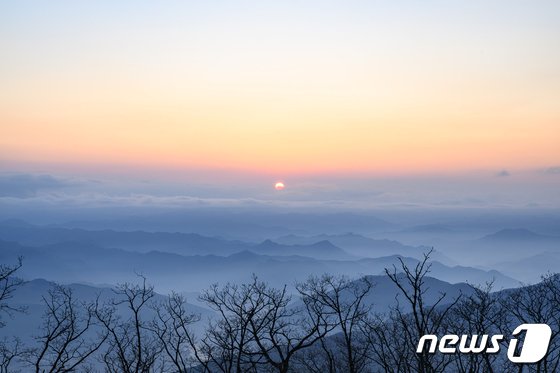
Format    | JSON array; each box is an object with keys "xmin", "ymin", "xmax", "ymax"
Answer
[
  {"xmin": 0, "ymin": 174, "xmax": 76, "ymax": 198},
  {"xmin": 0, "ymin": 171, "xmax": 558, "ymax": 210},
  {"xmin": 496, "ymin": 170, "xmax": 510, "ymax": 177},
  {"xmin": 544, "ymin": 166, "xmax": 560, "ymax": 175}
]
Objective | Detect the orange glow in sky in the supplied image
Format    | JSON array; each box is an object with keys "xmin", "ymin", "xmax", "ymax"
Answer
[{"xmin": 1, "ymin": 1, "xmax": 559, "ymax": 177}]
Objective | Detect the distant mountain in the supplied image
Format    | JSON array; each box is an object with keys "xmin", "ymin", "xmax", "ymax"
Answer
[
  {"xmin": 252, "ymin": 239, "xmax": 352, "ymax": 260},
  {"xmin": 397, "ymin": 224, "xmax": 455, "ymax": 234},
  {"xmin": 357, "ymin": 255, "xmax": 518, "ymax": 289},
  {"xmin": 494, "ymin": 251, "xmax": 560, "ymax": 283},
  {"xmin": 478, "ymin": 228, "xmax": 560, "ymax": 243},
  {"xmin": 0, "ymin": 220, "xmax": 249, "ymax": 256},
  {"xmin": 274, "ymin": 233, "xmax": 429, "ymax": 259},
  {"xmin": 0, "ymin": 239, "xmax": 519, "ymax": 293},
  {"xmin": 433, "ymin": 228, "xmax": 560, "ymax": 270},
  {"xmin": 0, "ymin": 221, "xmax": 354, "ymax": 260},
  {"xmin": 0, "ymin": 239, "xmax": 355, "ymax": 291}
]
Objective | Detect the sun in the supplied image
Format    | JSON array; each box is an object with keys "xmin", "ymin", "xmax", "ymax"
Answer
[{"xmin": 274, "ymin": 182, "xmax": 285, "ymax": 191}]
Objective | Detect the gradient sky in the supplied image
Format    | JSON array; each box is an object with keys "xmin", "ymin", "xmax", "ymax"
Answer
[{"xmin": 1, "ymin": 0, "xmax": 559, "ymax": 177}]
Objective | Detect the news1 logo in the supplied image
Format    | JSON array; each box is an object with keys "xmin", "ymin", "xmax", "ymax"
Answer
[
  {"xmin": 508, "ymin": 324, "xmax": 552, "ymax": 363},
  {"xmin": 417, "ymin": 324, "xmax": 552, "ymax": 363}
]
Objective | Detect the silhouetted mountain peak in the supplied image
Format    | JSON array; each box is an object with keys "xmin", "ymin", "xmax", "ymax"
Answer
[
  {"xmin": 309, "ymin": 240, "xmax": 337, "ymax": 249},
  {"xmin": 480, "ymin": 228, "xmax": 554, "ymax": 242},
  {"xmin": 257, "ymin": 239, "xmax": 282, "ymax": 249},
  {"xmin": 251, "ymin": 239, "xmax": 350, "ymax": 260}
]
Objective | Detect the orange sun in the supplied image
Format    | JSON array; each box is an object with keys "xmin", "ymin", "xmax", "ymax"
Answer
[{"xmin": 274, "ymin": 182, "xmax": 285, "ymax": 191}]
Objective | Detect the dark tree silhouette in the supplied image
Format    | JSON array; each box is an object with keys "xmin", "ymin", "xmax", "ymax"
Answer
[
  {"xmin": 295, "ymin": 274, "xmax": 373, "ymax": 373},
  {"xmin": 0, "ymin": 257, "xmax": 25, "ymax": 326},
  {"xmin": 363, "ymin": 250, "xmax": 461, "ymax": 373},
  {"xmin": 247, "ymin": 277, "xmax": 334, "ymax": 373},
  {"xmin": 197, "ymin": 275, "xmax": 335, "ymax": 373},
  {"xmin": 448, "ymin": 282, "xmax": 508, "ymax": 373},
  {"xmin": 2, "ymin": 257, "xmax": 560, "ymax": 373},
  {"xmin": 95, "ymin": 276, "xmax": 161, "ymax": 373},
  {"xmin": 197, "ymin": 278, "xmax": 264, "ymax": 373},
  {"xmin": 0, "ymin": 259, "xmax": 25, "ymax": 372},
  {"xmin": 29, "ymin": 285, "xmax": 107, "ymax": 373},
  {"xmin": 0, "ymin": 337, "xmax": 22, "ymax": 373},
  {"xmin": 502, "ymin": 273, "xmax": 560, "ymax": 373},
  {"xmin": 150, "ymin": 292, "xmax": 201, "ymax": 373}
]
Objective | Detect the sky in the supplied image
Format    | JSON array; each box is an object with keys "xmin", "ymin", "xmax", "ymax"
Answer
[{"xmin": 1, "ymin": 0, "xmax": 559, "ymax": 209}]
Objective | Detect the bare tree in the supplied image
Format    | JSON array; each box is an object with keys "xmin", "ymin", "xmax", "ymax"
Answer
[
  {"xmin": 247, "ymin": 278, "xmax": 334, "ymax": 373},
  {"xmin": 448, "ymin": 281, "xmax": 508, "ymax": 373},
  {"xmin": 502, "ymin": 273, "xmax": 560, "ymax": 373},
  {"xmin": 363, "ymin": 250, "xmax": 461, "ymax": 373},
  {"xmin": 197, "ymin": 277, "xmax": 265, "ymax": 373},
  {"xmin": 0, "ymin": 337, "xmax": 23, "ymax": 373},
  {"xmin": 150, "ymin": 292, "xmax": 201, "ymax": 373},
  {"xmin": 0, "ymin": 259, "xmax": 25, "ymax": 372},
  {"xmin": 29, "ymin": 285, "xmax": 107, "ymax": 373},
  {"xmin": 361, "ymin": 311, "xmax": 412, "ymax": 373},
  {"xmin": 95, "ymin": 276, "xmax": 161, "ymax": 373},
  {"xmin": 198, "ymin": 276, "xmax": 335, "ymax": 373},
  {"xmin": 542, "ymin": 273, "xmax": 560, "ymax": 373},
  {"xmin": 0, "ymin": 258, "xmax": 25, "ymax": 326},
  {"xmin": 295, "ymin": 274, "xmax": 374, "ymax": 373}
]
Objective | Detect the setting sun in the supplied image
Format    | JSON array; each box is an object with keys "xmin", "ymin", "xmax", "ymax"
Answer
[{"xmin": 274, "ymin": 182, "xmax": 285, "ymax": 191}]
